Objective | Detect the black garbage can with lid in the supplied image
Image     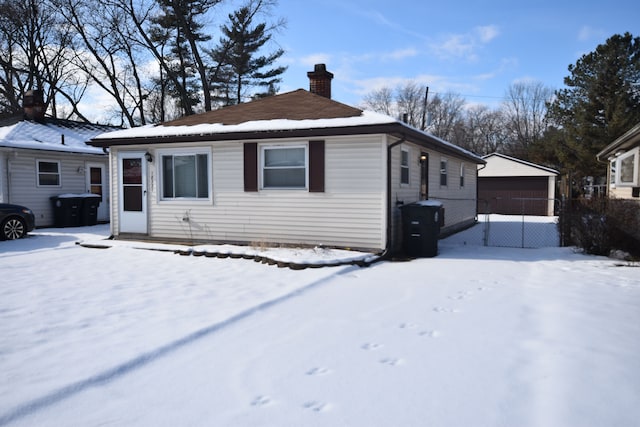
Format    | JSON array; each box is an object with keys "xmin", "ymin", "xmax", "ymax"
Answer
[
  {"xmin": 80, "ymin": 194, "xmax": 101, "ymax": 226},
  {"xmin": 400, "ymin": 200, "xmax": 443, "ymax": 257},
  {"xmin": 50, "ymin": 195, "xmax": 83, "ymax": 227}
]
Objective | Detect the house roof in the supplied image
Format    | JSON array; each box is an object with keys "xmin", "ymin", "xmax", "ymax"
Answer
[
  {"xmin": 596, "ymin": 122, "xmax": 640, "ymax": 160},
  {"xmin": 165, "ymin": 89, "xmax": 363, "ymax": 125},
  {"xmin": 90, "ymin": 89, "xmax": 484, "ymax": 164},
  {"xmin": 0, "ymin": 115, "xmax": 118, "ymax": 155},
  {"xmin": 480, "ymin": 152, "xmax": 559, "ymax": 177}
]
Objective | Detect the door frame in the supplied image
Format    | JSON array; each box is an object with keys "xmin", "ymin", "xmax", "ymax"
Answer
[
  {"xmin": 85, "ymin": 162, "xmax": 108, "ymax": 222},
  {"xmin": 117, "ymin": 151, "xmax": 148, "ymax": 234}
]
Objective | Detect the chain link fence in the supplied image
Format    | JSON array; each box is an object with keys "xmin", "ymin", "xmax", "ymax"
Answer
[{"xmin": 480, "ymin": 198, "xmax": 564, "ymax": 248}]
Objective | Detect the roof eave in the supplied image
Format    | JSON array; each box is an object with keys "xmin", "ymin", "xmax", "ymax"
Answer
[
  {"xmin": 597, "ymin": 122, "xmax": 640, "ymax": 160},
  {"xmin": 90, "ymin": 122, "xmax": 485, "ymax": 164}
]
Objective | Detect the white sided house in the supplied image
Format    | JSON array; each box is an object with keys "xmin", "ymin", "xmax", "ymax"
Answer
[
  {"xmin": 478, "ymin": 153, "xmax": 559, "ymax": 216},
  {"xmin": 597, "ymin": 122, "xmax": 640, "ymax": 200},
  {"xmin": 0, "ymin": 90, "xmax": 118, "ymax": 227},
  {"xmin": 90, "ymin": 66, "xmax": 485, "ymax": 254}
]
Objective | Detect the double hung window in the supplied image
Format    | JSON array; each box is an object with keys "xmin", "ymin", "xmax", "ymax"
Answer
[
  {"xmin": 261, "ymin": 146, "xmax": 306, "ymax": 189},
  {"xmin": 617, "ymin": 148, "xmax": 638, "ymax": 186},
  {"xmin": 400, "ymin": 149, "xmax": 410, "ymax": 185},
  {"xmin": 37, "ymin": 160, "xmax": 61, "ymax": 186},
  {"xmin": 440, "ymin": 158, "xmax": 448, "ymax": 186}
]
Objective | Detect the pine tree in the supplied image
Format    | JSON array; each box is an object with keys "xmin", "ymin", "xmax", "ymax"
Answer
[
  {"xmin": 546, "ymin": 32, "xmax": 640, "ymax": 186},
  {"xmin": 209, "ymin": 4, "xmax": 286, "ymax": 105},
  {"xmin": 149, "ymin": 0, "xmax": 219, "ymax": 115}
]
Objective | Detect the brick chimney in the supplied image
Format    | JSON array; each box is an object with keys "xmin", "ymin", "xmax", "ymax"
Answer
[
  {"xmin": 23, "ymin": 89, "xmax": 46, "ymax": 121},
  {"xmin": 307, "ymin": 64, "xmax": 334, "ymax": 99}
]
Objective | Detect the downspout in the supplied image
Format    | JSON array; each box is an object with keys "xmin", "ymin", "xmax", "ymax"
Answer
[{"xmin": 383, "ymin": 135, "xmax": 406, "ymax": 258}]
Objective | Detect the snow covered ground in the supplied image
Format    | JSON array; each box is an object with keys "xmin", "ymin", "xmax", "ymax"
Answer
[{"xmin": 1, "ymin": 222, "xmax": 639, "ymax": 426}]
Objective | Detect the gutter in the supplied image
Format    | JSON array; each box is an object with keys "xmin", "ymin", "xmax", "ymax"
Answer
[{"xmin": 383, "ymin": 135, "xmax": 406, "ymax": 258}]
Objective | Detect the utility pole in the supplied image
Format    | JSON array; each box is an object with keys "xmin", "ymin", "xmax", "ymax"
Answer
[{"xmin": 420, "ymin": 86, "xmax": 429, "ymax": 130}]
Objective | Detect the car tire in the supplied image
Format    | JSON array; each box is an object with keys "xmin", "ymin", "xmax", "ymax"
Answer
[{"xmin": 1, "ymin": 217, "xmax": 26, "ymax": 240}]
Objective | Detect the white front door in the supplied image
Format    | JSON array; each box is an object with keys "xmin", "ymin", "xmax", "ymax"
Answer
[
  {"xmin": 86, "ymin": 163, "xmax": 108, "ymax": 222},
  {"xmin": 118, "ymin": 152, "xmax": 147, "ymax": 234}
]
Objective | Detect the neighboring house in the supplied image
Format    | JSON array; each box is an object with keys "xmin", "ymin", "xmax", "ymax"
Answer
[
  {"xmin": 90, "ymin": 65, "xmax": 485, "ymax": 254},
  {"xmin": 478, "ymin": 153, "xmax": 559, "ymax": 216},
  {"xmin": 0, "ymin": 90, "xmax": 118, "ymax": 227},
  {"xmin": 597, "ymin": 122, "xmax": 640, "ymax": 200}
]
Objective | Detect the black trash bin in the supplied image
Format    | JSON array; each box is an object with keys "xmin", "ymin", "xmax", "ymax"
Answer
[
  {"xmin": 80, "ymin": 194, "xmax": 101, "ymax": 226},
  {"xmin": 400, "ymin": 200, "xmax": 443, "ymax": 257},
  {"xmin": 50, "ymin": 195, "xmax": 83, "ymax": 227}
]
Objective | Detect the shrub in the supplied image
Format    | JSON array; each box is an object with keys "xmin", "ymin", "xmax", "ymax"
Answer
[{"xmin": 561, "ymin": 198, "xmax": 640, "ymax": 258}]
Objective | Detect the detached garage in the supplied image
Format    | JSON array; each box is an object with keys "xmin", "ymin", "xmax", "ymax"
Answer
[{"xmin": 478, "ymin": 153, "xmax": 559, "ymax": 216}]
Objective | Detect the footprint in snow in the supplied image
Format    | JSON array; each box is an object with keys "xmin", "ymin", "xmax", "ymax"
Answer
[
  {"xmin": 399, "ymin": 322, "xmax": 419, "ymax": 329},
  {"xmin": 251, "ymin": 395, "xmax": 272, "ymax": 407},
  {"xmin": 379, "ymin": 357, "xmax": 404, "ymax": 366},
  {"xmin": 433, "ymin": 307, "xmax": 460, "ymax": 313},
  {"xmin": 303, "ymin": 401, "xmax": 331, "ymax": 412},
  {"xmin": 419, "ymin": 329, "xmax": 442, "ymax": 338},
  {"xmin": 361, "ymin": 342, "xmax": 383, "ymax": 350},
  {"xmin": 306, "ymin": 367, "xmax": 331, "ymax": 376}
]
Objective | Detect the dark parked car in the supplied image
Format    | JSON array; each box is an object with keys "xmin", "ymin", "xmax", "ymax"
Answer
[{"xmin": 0, "ymin": 203, "xmax": 36, "ymax": 240}]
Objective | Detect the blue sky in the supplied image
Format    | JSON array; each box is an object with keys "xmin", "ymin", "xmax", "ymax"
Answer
[{"xmin": 270, "ymin": 0, "xmax": 639, "ymax": 109}]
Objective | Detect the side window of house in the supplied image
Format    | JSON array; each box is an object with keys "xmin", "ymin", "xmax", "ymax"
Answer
[
  {"xmin": 400, "ymin": 148, "xmax": 409, "ymax": 185},
  {"xmin": 440, "ymin": 158, "xmax": 448, "ymax": 186},
  {"xmin": 618, "ymin": 148, "xmax": 638, "ymax": 185},
  {"xmin": 459, "ymin": 163, "xmax": 465, "ymax": 187},
  {"xmin": 261, "ymin": 145, "xmax": 307, "ymax": 189},
  {"xmin": 161, "ymin": 151, "xmax": 210, "ymax": 199},
  {"xmin": 37, "ymin": 160, "xmax": 61, "ymax": 186}
]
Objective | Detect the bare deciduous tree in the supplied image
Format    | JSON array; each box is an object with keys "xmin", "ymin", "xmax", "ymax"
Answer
[
  {"xmin": 502, "ymin": 81, "xmax": 554, "ymax": 158},
  {"xmin": 0, "ymin": 0, "xmax": 81, "ymax": 118}
]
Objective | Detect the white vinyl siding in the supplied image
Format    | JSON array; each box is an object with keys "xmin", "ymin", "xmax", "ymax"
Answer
[
  {"xmin": 110, "ymin": 135, "xmax": 482, "ymax": 251},
  {"xmin": 4, "ymin": 149, "xmax": 108, "ymax": 227},
  {"xmin": 117, "ymin": 137, "xmax": 387, "ymax": 251}
]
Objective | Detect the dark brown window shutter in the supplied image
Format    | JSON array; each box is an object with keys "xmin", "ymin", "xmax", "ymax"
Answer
[
  {"xmin": 244, "ymin": 142, "xmax": 258, "ymax": 192},
  {"xmin": 309, "ymin": 140, "xmax": 325, "ymax": 192}
]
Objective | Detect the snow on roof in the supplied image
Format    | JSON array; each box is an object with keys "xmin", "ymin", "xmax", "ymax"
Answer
[
  {"xmin": 93, "ymin": 110, "xmax": 398, "ymax": 140},
  {"xmin": 90, "ymin": 90, "xmax": 484, "ymax": 164},
  {"xmin": 0, "ymin": 118, "xmax": 118, "ymax": 155}
]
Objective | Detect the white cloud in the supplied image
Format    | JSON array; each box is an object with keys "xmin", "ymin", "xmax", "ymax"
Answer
[
  {"xmin": 475, "ymin": 25, "xmax": 500, "ymax": 43},
  {"xmin": 428, "ymin": 25, "xmax": 500, "ymax": 61},
  {"xmin": 299, "ymin": 53, "xmax": 333, "ymax": 67},
  {"xmin": 577, "ymin": 25, "xmax": 606, "ymax": 42}
]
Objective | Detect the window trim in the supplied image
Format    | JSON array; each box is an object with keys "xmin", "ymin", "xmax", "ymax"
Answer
[
  {"xmin": 36, "ymin": 159, "xmax": 61, "ymax": 187},
  {"xmin": 400, "ymin": 147, "xmax": 410, "ymax": 185},
  {"xmin": 157, "ymin": 148, "xmax": 211, "ymax": 201},
  {"xmin": 616, "ymin": 147, "xmax": 639, "ymax": 186},
  {"xmin": 260, "ymin": 144, "xmax": 308, "ymax": 190},
  {"xmin": 440, "ymin": 158, "xmax": 448, "ymax": 187}
]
